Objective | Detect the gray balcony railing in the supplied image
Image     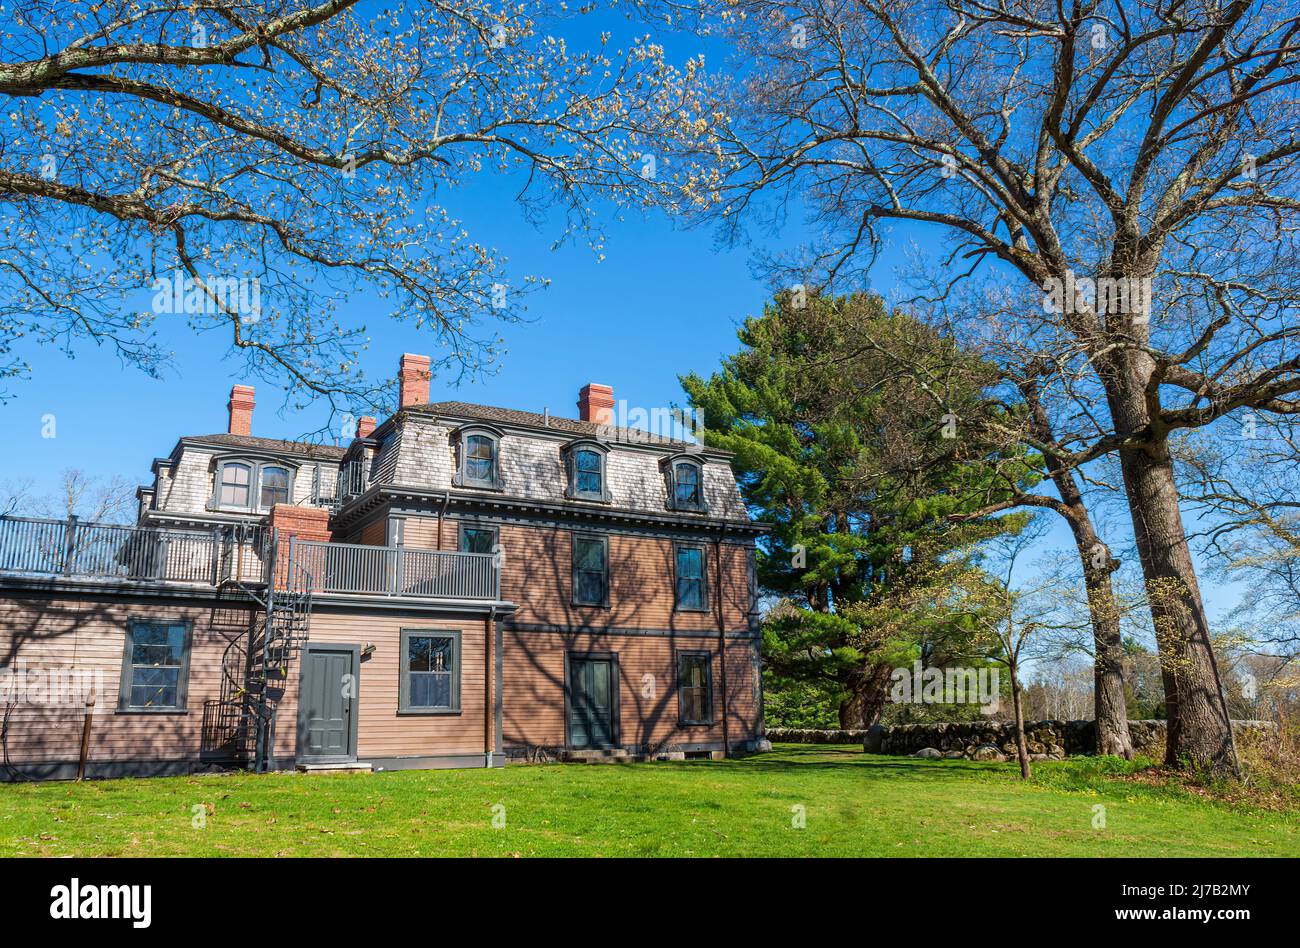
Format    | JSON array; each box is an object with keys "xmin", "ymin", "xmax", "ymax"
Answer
[
  {"xmin": 0, "ymin": 515, "xmax": 267, "ymax": 585},
  {"xmin": 290, "ymin": 538, "xmax": 500, "ymax": 600},
  {"xmin": 335, "ymin": 458, "xmax": 369, "ymax": 506}
]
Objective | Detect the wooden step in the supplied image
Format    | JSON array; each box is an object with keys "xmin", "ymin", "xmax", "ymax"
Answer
[{"xmin": 296, "ymin": 761, "xmax": 374, "ymax": 773}]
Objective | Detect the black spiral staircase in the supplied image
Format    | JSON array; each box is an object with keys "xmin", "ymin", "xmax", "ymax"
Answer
[{"xmin": 201, "ymin": 532, "xmax": 314, "ymax": 772}]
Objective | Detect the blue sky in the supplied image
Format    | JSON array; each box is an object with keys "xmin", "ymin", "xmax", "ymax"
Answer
[{"xmin": 0, "ymin": 8, "xmax": 1243, "ymax": 624}]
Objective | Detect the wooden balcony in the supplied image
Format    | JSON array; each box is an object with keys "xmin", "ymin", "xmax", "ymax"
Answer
[
  {"xmin": 0, "ymin": 516, "xmax": 501, "ymax": 603},
  {"xmin": 0, "ymin": 515, "xmax": 267, "ymax": 586}
]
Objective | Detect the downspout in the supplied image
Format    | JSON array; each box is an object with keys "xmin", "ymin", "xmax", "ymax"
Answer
[{"xmin": 715, "ymin": 521, "xmax": 730, "ymax": 758}]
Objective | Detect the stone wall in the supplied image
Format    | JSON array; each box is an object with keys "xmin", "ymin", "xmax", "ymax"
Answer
[
  {"xmin": 864, "ymin": 719, "xmax": 1271, "ymax": 761},
  {"xmin": 766, "ymin": 728, "xmax": 870, "ymax": 744},
  {"xmin": 765, "ymin": 720, "xmax": 1275, "ymax": 761}
]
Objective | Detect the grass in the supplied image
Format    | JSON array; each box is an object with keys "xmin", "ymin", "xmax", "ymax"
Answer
[{"xmin": 1, "ymin": 744, "xmax": 1296, "ymax": 857}]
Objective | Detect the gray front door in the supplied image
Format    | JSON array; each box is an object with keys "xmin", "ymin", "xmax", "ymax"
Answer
[
  {"xmin": 568, "ymin": 655, "xmax": 616, "ymax": 749},
  {"xmin": 298, "ymin": 645, "xmax": 358, "ymax": 762}
]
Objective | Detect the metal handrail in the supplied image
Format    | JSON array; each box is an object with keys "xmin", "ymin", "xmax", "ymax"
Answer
[{"xmin": 0, "ymin": 514, "xmax": 267, "ymax": 585}]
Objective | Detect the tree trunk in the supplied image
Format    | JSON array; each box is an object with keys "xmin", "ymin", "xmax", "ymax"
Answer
[
  {"xmin": 1104, "ymin": 347, "xmax": 1239, "ymax": 777},
  {"xmin": 1022, "ymin": 386, "xmax": 1134, "ymax": 758},
  {"xmin": 839, "ymin": 661, "xmax": 894, "ymax": 728},
  {"xmin": 1051, "ymin": 476, "xmax": 1135, "ymax": 759},
  {"xmin": 1010, "ymin": 661, "xmax": 1030, "ymax": 780}
]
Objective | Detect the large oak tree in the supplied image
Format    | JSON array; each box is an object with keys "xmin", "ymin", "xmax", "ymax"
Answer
[{"xmin": 659, "ymin": 0, "xmax": 1300, "ymax": 775}]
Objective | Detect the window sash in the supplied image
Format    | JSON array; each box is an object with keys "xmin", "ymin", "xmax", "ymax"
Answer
[
  {"xmin": 219, "ymin": 464, "xmax": 251, "ymax": 507},
  {"xmin": 465, "ymin": 435, "xmax": 496, "ymax": 484},
  {"xmin": 120, "ymin": 620, "xmax": 191, "ymax": 711},
  {"xmin": 574, "ymin": 450, "xmax": 603, "ymax": 496},
  {"xmin": 572, "ymin": 536, "xmax": 608, "ymax": 605},
  {"xmin": 675, "ymin": 546, "xmax": 706, "ymax": 610},
  {"xmin": 674, "ymin": 463, "xmax": 701, "ymax": 507},
  {"xmin": 259, "ymin": 466, "xmax": 290, "ymax": 508},
  {"xmin": 401, "ymin": 631, "xmax": 460, "ymax": 712},
  {"xmin": 678, "ymin": 653, "xmax": 713, "ymax": 724},
  {"xmin": 461, "ymin": 527, "xmax": 497, "ymax": 555}
]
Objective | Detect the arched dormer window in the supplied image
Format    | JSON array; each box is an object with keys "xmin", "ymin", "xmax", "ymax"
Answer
[
  {"xmin": 661, "ymin": 454, "xmax": 706, "ymax": 513},
  {"xmin": 452, "ymin": 424, "xmax": 505, "ymax": 490},
  {"xmin": 212, "ymin": 458, "xmax": 297, "ymax": 512},
  {"xmin": 562, "ymin": 440, "xmax": 611, "ymax": 502}
]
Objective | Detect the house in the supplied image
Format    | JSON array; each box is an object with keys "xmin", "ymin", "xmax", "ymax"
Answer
[{"xmin": 0, "ymin": 354, "xmax": 767, "ymax": 778}]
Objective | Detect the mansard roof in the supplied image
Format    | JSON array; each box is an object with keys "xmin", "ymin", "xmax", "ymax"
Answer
[
  {"xmin": 405, "ymin": 400, "xmax": 728, "ymax": 455},
  {"xmin": 179, "ymin": 433, "xmax": 348, "ymax": 460}
]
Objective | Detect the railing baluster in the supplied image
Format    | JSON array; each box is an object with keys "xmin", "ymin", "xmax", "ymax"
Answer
[{"xmin": 1, "ymin": 516, "xmax": 493, "ymax": 600}]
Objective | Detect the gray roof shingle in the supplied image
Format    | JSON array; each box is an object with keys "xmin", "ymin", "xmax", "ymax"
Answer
[
  {"xmin": 407, "ymin": 401, "xmax": 707, "ymax": 451},
  {"xmin": 182, "ymin": 433, "xmax": 348, "ymax": 460}
]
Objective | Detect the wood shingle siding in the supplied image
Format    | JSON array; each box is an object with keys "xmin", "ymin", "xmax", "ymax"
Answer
[{"xmin": 376, "ymin": 415, "xmax": 747, "ymax": 520}]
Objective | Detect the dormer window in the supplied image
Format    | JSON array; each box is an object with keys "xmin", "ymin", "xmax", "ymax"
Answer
[
  {"xmin": 259, "ymin": 466, "xmax": 290, "ymax": 508},
  {"xmin": 663, "ymin": 454, "xmax": 706, "ymax": 512},
  {"xmin": 562, "ymin": 440, "xmax": 610, "ymax": 502},
  {"xmin": 674, "ymin": 463, "xmax": 700, "ymax": 507},
  {"xmin": 453, "ymin": 425, "xmax": 504, "ymax": 490},
  {"xmin": 218, "ymin": 462, "xmax": 251, "ymax": 507},
  {"xmin": 466, "ymin": 436, "xmax": 495, "ymax": 482},
  {"xmin": 213, "ymin": 459, "xmax": 297, "ymax": 512}
]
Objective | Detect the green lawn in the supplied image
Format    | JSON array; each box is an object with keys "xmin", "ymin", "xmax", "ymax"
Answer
[{"xmin": 1, "ymin": 745, "xmax": 1295, "ymax": 857}]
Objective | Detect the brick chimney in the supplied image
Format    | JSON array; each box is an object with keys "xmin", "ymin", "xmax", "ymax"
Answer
[
  {"xmin": 356, "ymin": 415, "xmax": 377, "ymax": 439},
  {"xmin": 577, "ymin": 383, "xmax": 615, "ymax": 426},
  {"xmin": 227, "ymin": 385, "xmax": 255, "ymax": 436},
  {"xmin": 267, "ymin": 504, "xmax": 331, "ymax": 586},
  {"xmin": 399, "ymin": 353, "xmax": 431, "ymax": 408}
]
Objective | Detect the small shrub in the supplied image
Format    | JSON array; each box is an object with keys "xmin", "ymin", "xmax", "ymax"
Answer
[{"xmin": 1236, "ymin": 710, "xmax": 1300, "ymax": 805}]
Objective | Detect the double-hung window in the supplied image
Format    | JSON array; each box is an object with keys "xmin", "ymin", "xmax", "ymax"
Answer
[
  {"xmin": 663, "ymin": 455, "xmax": 706, "ymax": 512},
  {"xmin": 218, "ymin": 462, "xmax": 252, "ymax": 508},
  {"xmin": 259, "ymin": 466, "xmax": 290, "ymax": 508},
  {"xmin": 460, "ymin": 525, "xmax": 498, "ymax": 555},
  {"xmin": 677, "ymin": 652, "xmax": 713, "ymax": 725},
  {"xmin": 465, "ymin": 435, "xmax": 496, "ymax": 484},
  {"xmin": 455, "ymin": 426, "xmax": 503, "ymax": 489},
  {"xmin": 675, "ymin": 544, "xmax": 707, "ymax": 611},
  {"xmin": 118, "ymin": 619, "xmax": 193, "ymax": 711},
  {"xmin": 215, "ymin": 460, "xmax": 295, "ymax": 511},
  {"xmin": 563, "ymin": 440, "xmax": 609, "ymax": 502},
  {"xmin": 674, "ymin": 462, "xmax": 701, "ymax": 508},
  {"xmin": 572, "ymin": 534, "xmax": 609, "ymax": 607},
  {"xmin": 400, "ymin": 630, "xmax": 461, "ymax": 713},
  {"xmin": 575, "ymin": 450, "xmax": 603, "ymax": 496}
]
